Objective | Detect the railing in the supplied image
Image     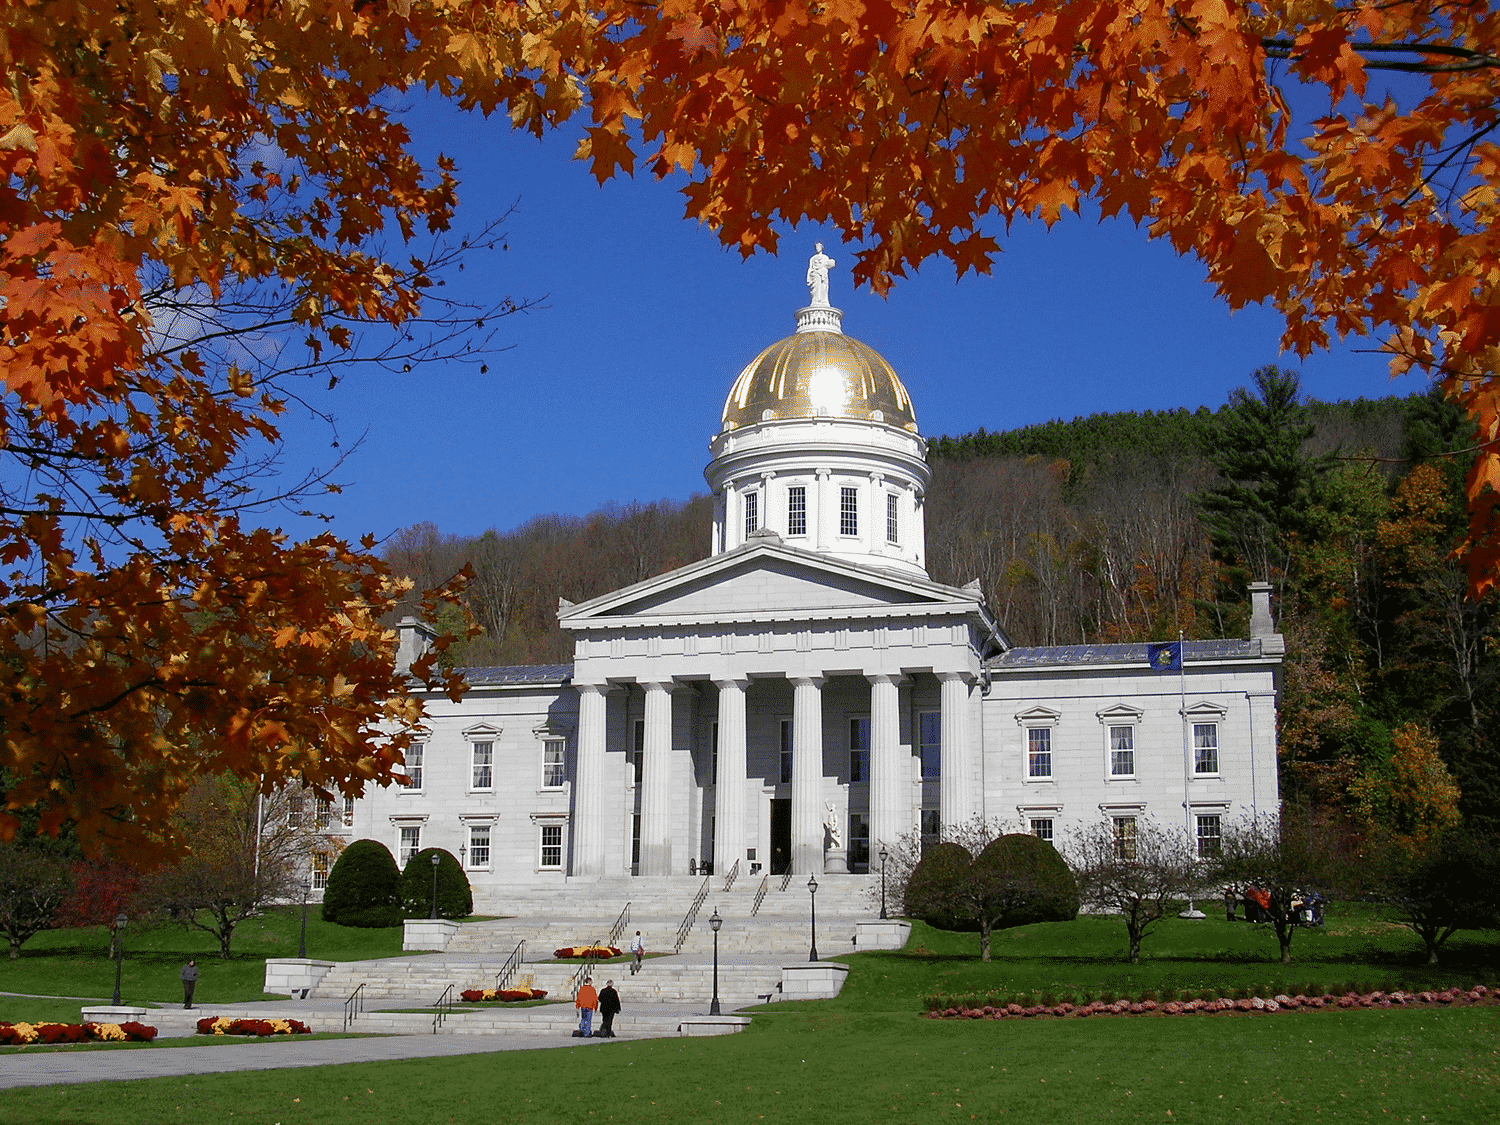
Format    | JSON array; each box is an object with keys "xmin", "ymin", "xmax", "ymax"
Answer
[
  {"xmin": 432, "ymin": 983, "xmax": 456, "ymax": 1033},
  {"xmin": 567, "ymin": 947, "xmax": 610, "ymax": 995},
  {"xmin": 494, "ymin": 939, "xmax": 526, "ymax": 993},
  {"xmin": 674, "ymin": 875, "xmax": 711, "ymax": 953},
  {"xmin": 779, "ymin": 868, "xmax": 795, "ymax": 892},
  {"xmin": 751, "ymin": 874, "xmax": 770, "ymax": 917},
  {"xmin": 606, "ymin": 902, "xmax": 631, "ymax": 948},
  {"xmin": 721, "ymin": 858, "xmax": 740, "ymax": 893},
  {"xmin": 343, "ymin": 982, "xmax": 366, "ymax": 1031}
]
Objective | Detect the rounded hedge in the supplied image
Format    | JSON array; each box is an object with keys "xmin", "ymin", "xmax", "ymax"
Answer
[
  {"xmin": 399, "ymin": 848, "xmax": 473, "ymax": 919},
  {"xmin": 321, "ymin": 838, "xmax": 402, "ymax": 928},
  {"xmin": 904, "ymin": 841, "xmax": 975, "ymax": 929},
  {"xmin": 973, "ymin": 833, "xmax": 1080, "ymax": 927}
]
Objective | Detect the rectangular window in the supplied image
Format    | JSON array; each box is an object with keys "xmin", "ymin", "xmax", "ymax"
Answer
[
  {"xmin": 312, "ymin": 852, "xmax": 329, "ymax": 890},
  {"xmin": 848, "ymin": 717, "xmax": 870, "ymax": 783},
  {"xmin": 1196, "ymin": 815, "xmax": 1222, "ymax": 858},
  {"xmin": 316, "ymin": 800, "xmax": 334, "ymax": 830},
  {"xmin": 918, "ymin": 711, "xmax": 941, "ymax": 779},
  {"xmin": 631, "ymin": 814, "xmax": 641, "ymax": 870},
  {"xmin": 744, "ymin": 490, "xmax": 759, "ymax": 538},
  {"xmin": 1109, "ymin": 725, "xmax": 1135, "ymax": 777},
  {"xmin": 343, "ymin": 797, "xmax": 355, "ymax": 826},
  {"xmin": 886, "ymin": 492, "xmax": 900, "ymax": 544},
  {"xmin": 539, "ymin": 824, "xmax": 563, "ymax": 869},
  {"xmin": 469, "ymin": 824, "xmax": 491, "ymax": 868},
  {"xmin": 471, "ymin": 741, "xmax": 493, "ymax": 789},
  {"xmin": 287, "ymin": 795, "xmax": 304, "ymax": 827},
  {"xmin": 1030, "ymin": 818, "xmax": 1054, "ymax": 842},
  {"xmin": 542, "ymin": 738, "xmax": 566, "ymax": 788},
  {"xmin": 1027, "ymin": 728, "xmax": 1053, "ymax": 778},
  {"xmin": 399, "ymin": 825, "xmax": 421, "ymax": 866},
  {"xmin": 1113, "ymin": 816, "xmax": 1137, "ymax": 861},
  {"xmin": 840, "ymin": 486, "xmax": 858, "ymax": 536},
  {"xmin": 779, "ymin": 719, "xmax": 794, "ymax": 784},
  {"xmin": 787, "ymin": 486, "xmax": 807, "ymax": 536},
  {"xmin": 920, "ymin": 808, "xmax": 941, "ymax": 847},
  {"xmin": 1193, "ymin": 724, "xmax": 1219, "ymax": 774},
  {"xmin": 850, "ymin": 812, "xmax": 870, "ymax": 871},
  {"xmin": 631, "ymin": 720, "xmax": 644, "ymax": 785},
  {"xmin": 710, "ymin": 721, "xmax": 719, "ymax": 782},
  {"xmin": 404, "ymin": 743, "xmax": 423, "ymax": 791}
]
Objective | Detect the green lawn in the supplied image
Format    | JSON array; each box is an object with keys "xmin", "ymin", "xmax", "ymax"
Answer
[
  {"xmin": 0, "ymin": 906, "xmax": 411, "ymax": 1008},
  {"xmin": 0, "ymin": 904, "xmax": 1496, "ymax": 1125}
]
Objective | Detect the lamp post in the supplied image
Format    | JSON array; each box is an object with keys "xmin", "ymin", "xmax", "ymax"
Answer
[
  {"xmin": 429, "ymin": 852, "xmax": 441, "ymax": 919},
  {"xmin": 879, "ymin": 846, "xmax": 889, "ymax": 920},
  {"xmin": 708, "ymin": 908, "xmax": 722, "ymax": 1016},
  {"xmin": 807, "ymin": 874, "xmax": 819, "ymax": 962},
  {"xmin": 297, "ymin": 879, "xmax": 311, "ymax": 959},
  {"xmin": 111, "ymin": 911, "xmax": 128, "ymax": 1006}
]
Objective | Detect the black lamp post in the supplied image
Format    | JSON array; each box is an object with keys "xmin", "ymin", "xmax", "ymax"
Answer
[
  {"xmin": 297, "ymin": 879, "xmax": 311, "ymax": 959},
  {"xmin": 110, "ymin": 911, "xmax": 128, "ymax": 1005},
  {"xmin": 708, "ymin": 908, "xmax": 722, "ymax": 1016},
  {"xmin": 429, "ymin": 852, "xmax": 441, "ymax": 919},
  {"xmin": 807, "ymin": 874, "xmax": 819, "ymax": 962},
  {"xmin": 879, "ymin": 846, "xmax": 889, "ymax": 920}
]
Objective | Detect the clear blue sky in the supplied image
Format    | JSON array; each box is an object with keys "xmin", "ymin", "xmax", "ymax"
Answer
[{"xmin": 271, "ymin": 93, "xmax": 1431, "ymax": 548}]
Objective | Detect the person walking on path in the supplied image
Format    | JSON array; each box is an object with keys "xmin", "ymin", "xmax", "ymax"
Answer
[
  {"xmin": 575, "ymin": 977, "xmax": 599, "ymax": 1037},
  {"xmin": 629, "ymin": 930, "xmax": 645, "ymax": 975},
  {"xmin": 597, "ymin": 980, "xmax": 621, "ymax": 1038},
  {"xmin": 181, "ymin": 960, "xmax": 199, "ymax": 1009}
]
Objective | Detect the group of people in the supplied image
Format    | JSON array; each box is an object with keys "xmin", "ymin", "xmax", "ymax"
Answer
[
  {"xmin": 1222, "ymin": 885, "xmax": 1326, "ymax": 926},
  {"xmin": 574, "ymin": 929, "xmax": 646, "ymax": 1037}
]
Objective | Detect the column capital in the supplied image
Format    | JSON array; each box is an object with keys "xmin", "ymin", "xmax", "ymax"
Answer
[
  {"xmin": 815, "ymin": 467, "xmax": 832, "ymax": 479},
  {"xmin": 789, "ymin": 675, "xmax": 827, "ymax": 690},
  {"xmin": 936, "ymin": 670, "xmax": 974, "ymax": 685},
  {"xmin": 865, "ymin": 672, "xmax": 910, "ymax": 688},
  {"xmin": 574, "ymin": 681, "xmax": 610, "ymax": 697},
  {"xmin": 713, "ymin": 677, "xmax": 752, "ymax": 692},
  {"xmin": 639, "ymin": 679, "xmax": 678, "ymax": 694}
]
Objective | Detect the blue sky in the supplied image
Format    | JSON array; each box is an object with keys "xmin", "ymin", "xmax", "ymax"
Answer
[{"xmin": 271, "ymin": 93, "xmax": 1431, "ymax": 548}]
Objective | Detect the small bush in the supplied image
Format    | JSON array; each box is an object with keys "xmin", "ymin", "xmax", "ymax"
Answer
[
  {"xmin": 399, "ymin": 848, "xmax": 472, "ymax": 919},
  {"xmin": 322, "ymin": 839, "xmax": 402, "ymax": 928}
]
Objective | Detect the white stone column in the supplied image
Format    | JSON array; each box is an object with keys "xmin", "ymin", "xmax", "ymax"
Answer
[
  {"xmin": 639, "ymin": 681, "xmax": 675, "ymax": 875},
  {"xmin": 713, "ymin": 678, "xmax": 749, "ymax": 877},
  {"xmin": 869, "ymin": 471, "xmax": 884, "ymax": 555},
  {"xmin": 938, "ymin": 672, "xmax": 973, "ymax": 835},
  {"xmin": 791, "ymin": 676, "xmax": 826, "ymax": 874},
  {"xmin": 571, "ymin": 683, "xmax": 608, "ymax": 877},
  {"xmin": 815, "ymin": 468, "xmax": 831, "ymax": 551},
  {"xmin": 868, "ymin": 673, "xmax": 905, "ymax": 855}
]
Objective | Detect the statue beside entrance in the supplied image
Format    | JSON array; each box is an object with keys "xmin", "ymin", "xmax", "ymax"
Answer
[{"xmin": 823, "ymin": 800, "xmax": 849, "ymax": 873}]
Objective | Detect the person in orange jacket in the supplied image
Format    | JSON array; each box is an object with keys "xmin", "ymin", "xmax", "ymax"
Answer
[{"xmin": 575, "ymin": 977, "xmax": 599, "ymax": 1037}]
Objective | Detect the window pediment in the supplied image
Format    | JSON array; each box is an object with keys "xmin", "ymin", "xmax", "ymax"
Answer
[
  {"xmin": 1015, "ymin": 705, "xmax": 1061, "ymax": 726},
  {"xmin": 1097, "ymin": 704, "xmax": 1143, "ymax": 724}
]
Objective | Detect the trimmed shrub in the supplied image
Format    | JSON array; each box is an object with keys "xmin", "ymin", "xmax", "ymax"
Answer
[
  {"xmin": 903, "ymin": 841, "xmax": 976, "ymax": 929},
  {"xmin": 321, "ymin": 838, "xmax": 402, "ymax": 927},
  {"xmin": 972, "ymin": 833, "xmax": 1081, "ymax": 927},
  {"xmin": 399, "ymin": 848, "xmax": 473, "ymax": 919}
]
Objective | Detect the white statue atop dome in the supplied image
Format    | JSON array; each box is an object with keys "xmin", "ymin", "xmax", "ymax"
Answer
[{"xmin": 806, "ymin": 243, "xmax": 835, "ymax": 308}]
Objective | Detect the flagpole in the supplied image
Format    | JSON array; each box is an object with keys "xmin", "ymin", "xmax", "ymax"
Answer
[{"xmin": 1178, "ymin": 629, "xmax": 1205, "ymax": 919}]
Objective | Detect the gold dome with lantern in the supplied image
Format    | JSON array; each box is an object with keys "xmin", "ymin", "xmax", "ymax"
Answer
[{"xmin": 719, "ymin": 243, "xmax": 918, "ymax": 434}]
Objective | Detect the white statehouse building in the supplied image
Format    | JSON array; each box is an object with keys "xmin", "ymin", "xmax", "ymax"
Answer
[{"xmin": 338, "ymin": 252, "xmax": 1284, "ymax": 912}]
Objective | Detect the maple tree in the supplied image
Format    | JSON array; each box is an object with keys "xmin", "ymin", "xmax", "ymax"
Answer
[{"xmin": 542, "ymin": 0, "xmax": 1500, "ymax": 592}]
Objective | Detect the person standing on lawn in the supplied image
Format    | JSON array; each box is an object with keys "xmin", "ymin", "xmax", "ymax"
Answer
[
  {"xmin": 181, "ymin": 960, "xmax": 198, "ymax": 1009},
  {"xmin": 597, "ymin": 979, "xmax": 621, "ymax": 1038},
  {"xmin": 575, "ymin": 976, "xmax": 599, "ymax": 1037},
  {"xmin": 629, "ymin": 930, "xmax": 645, "ymax": 975}
]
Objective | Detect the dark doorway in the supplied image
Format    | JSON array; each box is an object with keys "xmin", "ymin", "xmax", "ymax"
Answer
[{"xmin": 770, "ymin": 798, "xmax": 791, "ymax": 875}]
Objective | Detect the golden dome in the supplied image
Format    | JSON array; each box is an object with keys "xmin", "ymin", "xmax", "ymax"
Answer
[{"xmin": 721, "ymin": 329, "xmax": 918, "ymax": 433}]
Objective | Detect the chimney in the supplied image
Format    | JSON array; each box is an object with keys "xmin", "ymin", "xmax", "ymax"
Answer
[
  {"xmin": 396, "ymin": 616, "xmax": 437, "ymax": 676},
  {"xmin": 1247, "ymin": 582, "xmax": 1285, "ymax": 657}
]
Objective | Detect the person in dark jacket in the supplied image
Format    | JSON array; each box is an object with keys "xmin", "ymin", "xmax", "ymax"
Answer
[
  {"xmin": 597, "ymin": 980, "xmax": 621, "ymax": 1038},
  {"xmin": 181, "ymin": 960, "xmax": 199, "ymax": 1009}
]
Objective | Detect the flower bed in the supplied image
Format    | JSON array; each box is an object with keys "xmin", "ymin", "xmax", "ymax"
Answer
[
  {"xmin": 924, "ymin": 985, "xmax": 1493, "ymax": 1021},
  {"xmin": 460, "ymin": 987, "xmax": 549, "ymax": 1003},
  {"xmin": 1, "ymin": 1021, "xmax": 157, "ymax": 1044},
  {"xmin": 196, "ymin": 1017, "xmax": 311, "ymax": 1037},
  {"xmin": 553, "ymin": 945, "xmax": 621, "ymax": 959}
]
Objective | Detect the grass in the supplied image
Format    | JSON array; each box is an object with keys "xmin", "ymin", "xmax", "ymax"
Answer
[
  {"xmin": 0, "ymin": 902, "xmax": 1496, "ymax": 1124},
  {"xmin": 0, "ymin": 906, "xmax": 410, "ymax": 1007}
]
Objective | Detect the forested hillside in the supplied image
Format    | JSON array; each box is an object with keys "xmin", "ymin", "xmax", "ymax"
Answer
[{"xmin": 385, "ymin": 376, "xmax": 1498, "ymax": 831}]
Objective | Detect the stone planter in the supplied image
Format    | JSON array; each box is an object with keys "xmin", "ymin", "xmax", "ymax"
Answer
[
  {"xmin": 403, "ymin": 918, "xmax": 460, "ymax": 952},
  {"xmin": 854, "ymin": 919, "xmax": 911, "ymax": 951},
  {"xmin": 779, "ymin": 961, "xmax": 849, "ymax": 1001},
  {"xmin": 264, "ymin": 958, "xmax": 336, "ymax": 997}
]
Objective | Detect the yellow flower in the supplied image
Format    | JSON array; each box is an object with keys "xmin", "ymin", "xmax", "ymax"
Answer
[
  {"xmin": 211, "ymin": 1017, "xmax": 233, "ymax": 1036},
  {"xmin": 12, "ymin": 1022, "xmax": 38, "ymax": 1043},
  {"xmin": 268, "ymin": 1020, "xmax": 292, "ymax": 1034},
  {"xmin": 94, "ymin": 1023, "xmax": 126, "ymax": 1042}
]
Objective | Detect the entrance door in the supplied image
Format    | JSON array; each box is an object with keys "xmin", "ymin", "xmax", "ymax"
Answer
[{"xmin": 770, "ymin": 798, "xmax": 791, "ymax": 875}]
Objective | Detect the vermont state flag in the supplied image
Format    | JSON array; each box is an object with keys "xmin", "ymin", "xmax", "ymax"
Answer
[{"xmin": 1146, "ymin": 641, "xmax": 1182, "ymax": 672}]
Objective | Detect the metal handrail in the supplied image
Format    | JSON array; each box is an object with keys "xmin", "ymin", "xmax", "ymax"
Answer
[
  {"xmin": 779, "ymin": 868, "xmax": 794, "ymax": 892},
  {"xmin": 432, "ymin": 983, "xmax": 455, "ymax": 1033},
  {"xmin": 721, "ymin": 858, "xmax": 740, "ymax": 893},
  {"xmin": 674, "ymin": 875, "xmax": 711, "ymax": 953},
  {"xmin": 751, "ymin": 874, "xmax": 770, "ymax": 916},
  {"xmin": 606, "ymin": 902, "xmax": 631, "ymax": 948},
  {"xmin": 494, "ymin": 939, "xmax": 526, "ymax": 992},
  {"xmin": 567, "ymin": 946, "xmax": 610, "ymax": 995},
  {"xmin": 343, "ymin": 982, "xmax": 366, "ymax": 1031}
]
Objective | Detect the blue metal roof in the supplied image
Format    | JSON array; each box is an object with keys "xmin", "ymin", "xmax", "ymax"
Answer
[
  {"xmin": 990, "ymin": 639, "xmax": 1260, "ymax": 670},
  {"xmin": 457, "ymin": 664, "xmax": 575, "ymax": 686}
]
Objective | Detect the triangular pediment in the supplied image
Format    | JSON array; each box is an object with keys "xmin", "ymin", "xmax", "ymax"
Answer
[{"xmin": 559, "ymin": 541, "xmax": 979, "ymax": 627}]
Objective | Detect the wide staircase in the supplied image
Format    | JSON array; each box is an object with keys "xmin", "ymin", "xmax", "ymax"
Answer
[{"xmin": 307, "ymin": 872, "xmax": 878, "ymax": 1018}]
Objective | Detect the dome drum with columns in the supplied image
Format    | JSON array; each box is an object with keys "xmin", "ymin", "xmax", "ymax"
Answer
[{"xmin": 336, "ymin": 251, "xmax": 1283, "ymax": 907}]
